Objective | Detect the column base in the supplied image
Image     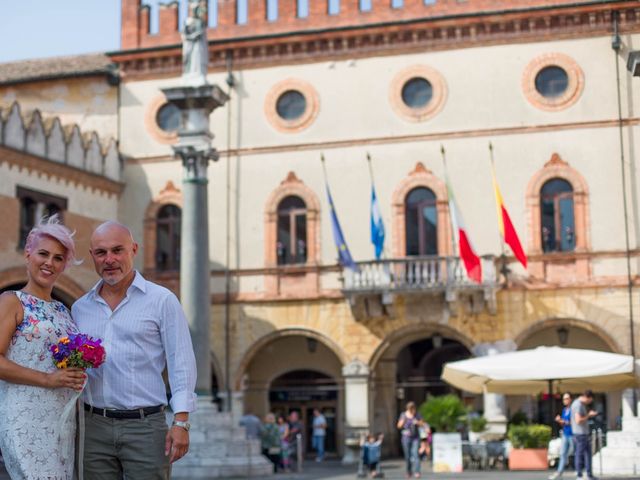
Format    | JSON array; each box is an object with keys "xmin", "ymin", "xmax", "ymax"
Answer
[{"xmin": 170, "ymin": 397, "xmax": 273, "ymax": 478}]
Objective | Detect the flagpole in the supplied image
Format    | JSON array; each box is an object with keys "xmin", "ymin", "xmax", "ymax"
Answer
[
  {"xmin": 489, "ymin": 142, "xmax": 510, "ymax": 284},
  {"xmin": 440, "ymin": 145, "xmax": 458, "ymax": 256}
]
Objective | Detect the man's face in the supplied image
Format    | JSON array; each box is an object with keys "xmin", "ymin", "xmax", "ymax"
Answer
[{"xmin": 90, "ymin": 225, "xmax": 138, "ymax": 286}]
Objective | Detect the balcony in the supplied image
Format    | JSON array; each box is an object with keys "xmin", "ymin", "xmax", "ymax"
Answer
[{"xmin": 342, "ymin": 255, "xmax": 498, "ymax": 315}]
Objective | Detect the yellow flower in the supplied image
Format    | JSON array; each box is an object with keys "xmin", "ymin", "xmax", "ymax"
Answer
[{"xmin": 57, "ymin": 359, "xmax": 68, "ymax": 369}]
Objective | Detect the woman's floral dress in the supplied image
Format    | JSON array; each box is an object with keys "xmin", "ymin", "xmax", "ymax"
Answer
[{"xmin": 0, "ymin": 291, "xmax": 78, "ymax": 480}]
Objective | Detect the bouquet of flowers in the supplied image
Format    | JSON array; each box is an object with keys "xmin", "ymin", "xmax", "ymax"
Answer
[{"xmin": 50, "ymin": 333, "xmax": 106, "ymax": 369}]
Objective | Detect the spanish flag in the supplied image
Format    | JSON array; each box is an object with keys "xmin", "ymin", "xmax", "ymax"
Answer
[{"xmin": 491, "ymin": 163, "xmax": 527, "ymax": 269}]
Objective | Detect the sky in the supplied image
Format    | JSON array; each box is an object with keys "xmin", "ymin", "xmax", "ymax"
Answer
[{"xmin": 0, "ymin": 1, "xmax": 194, "ymax": 64}]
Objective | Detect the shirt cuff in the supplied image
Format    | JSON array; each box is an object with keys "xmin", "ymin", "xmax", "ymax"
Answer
[{"xmin": 169, "ymin": 391, "xmax": 197, "ymax": 413}]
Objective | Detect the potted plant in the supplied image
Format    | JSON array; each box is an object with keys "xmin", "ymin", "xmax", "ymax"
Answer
[
  {"xmin": 419, "ymin": 394, "xmax": 467, "ymax": 432},
  {"xmin": 468, "ymin": 416, "xmax": 487, "ymax": 443},
  {"xmin": 507, "ymin": 424, "xmax": 552, "ymax": 470}
]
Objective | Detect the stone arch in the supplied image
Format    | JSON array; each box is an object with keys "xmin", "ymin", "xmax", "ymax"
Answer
[
  {"xmin": 264, "ymin": 171, "xmax": 321, "ymax": 268},
  {"xmin": 526, "ymin": 153, "xmax": 590, "ymax": 255},
  {"xmin": 234, "ymin": 327, "xmax": 347, "ymax": 391},
  {"xmin": 514, "ymin": 317, "xmax": 622, "ymax": 354},
  {"xmin": 143, "ymin": 181, "xmax": 183, "ymax": 272},
  {"xmin": 391, "ymin": 162, "xmax": 452, "ymax": 257},
  {"xmin": 368, "ymin": 322, "xmax": 474, "ymax": 370}
]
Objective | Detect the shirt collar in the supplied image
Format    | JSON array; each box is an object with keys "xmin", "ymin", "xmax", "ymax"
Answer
[{"xmin": 89, "ymin": 270, "xmax": 147, "ymax": 300}]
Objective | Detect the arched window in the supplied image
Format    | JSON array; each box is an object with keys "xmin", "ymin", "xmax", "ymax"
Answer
[
  {"xmin": 276, "ymin": 196, "xmax": 307, "ymax": 265},
  {"xmin": 540, "ymin": 178, "xmax": 575, "ymax": 253},
  {"xmin": 405, "ymin": 187, "xmax": 438, "ymax": 256},
  {"xmin": 17, "ymin": 187, "xmax": 67, "ymax": 248},
  {"xmin": 155, "ymin": 204, "xmax": 181, "ymax": 271}
]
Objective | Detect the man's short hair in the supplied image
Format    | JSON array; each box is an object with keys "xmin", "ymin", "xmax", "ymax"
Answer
[{"xmin": 583, "ymin": 389, "xmax": 594, "ymax": 398}]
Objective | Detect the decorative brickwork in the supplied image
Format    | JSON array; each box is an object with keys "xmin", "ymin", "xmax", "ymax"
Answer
[
  {"xmin": 113, "ymin": 2, "xmax": 640, "ymax": 80},
  {"xmin": 391, "ymin": 162, "xmax": 452, "ymax": 257},
  {"xmin": 389, "ymin": 65, "xmax": 447, "ymax": 122},
  {"xmin": 522, "ymin": 52, "xmax": 585, "ymax": 112},
  {"xmin": 0, "ymin": 101, "xmax": 122, "ymax": 195},
  {"xmin": 264, "ymin": 79, "xmax": 320, "ymax": 133},
  {"xmin": 143, "ymin": 181, "xmax": 183, "ymax": 272}
]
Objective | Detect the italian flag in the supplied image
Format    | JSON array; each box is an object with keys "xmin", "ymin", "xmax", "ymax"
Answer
[
  {"xmin": 445, "ymin": 173, "xmax": 482, "ymax": 284},
  {"xmin": 491, "ymin": 164, "xmax": 527, "ymax": 269}
]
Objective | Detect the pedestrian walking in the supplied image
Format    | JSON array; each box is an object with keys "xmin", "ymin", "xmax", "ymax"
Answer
[
  {"xmin": 288, "ymin": 411, "xmax": 304, "ymax": 470},
  {"xmin": 239, "ymin": 410, "xmax": 262, "ymax": 440},
  {"xmin": 397, "ymin": 401, "xmax": 424, "ymax": 478},
  {"xmin": 571, "ymin": 390, "xmax": 598, "ymax": 480},
  {"xmin": 277, "ymin": 415, "xmax": 291, "ymax": 472},
  {"xmin": 549, "ymin": 392, "xmax": 574, "ymax": 480},
  {"xmin": 261, "ymin": 413, "xmax": 281, "ymax": 473},
  {"xmin": 312, "ymin": 408, "xmax": 327, "ymax": 461}
]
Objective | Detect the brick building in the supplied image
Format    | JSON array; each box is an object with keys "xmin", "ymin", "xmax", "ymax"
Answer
[{"xmin": 2, "ymin": 0, "xmax": 640, "ymax": 458}]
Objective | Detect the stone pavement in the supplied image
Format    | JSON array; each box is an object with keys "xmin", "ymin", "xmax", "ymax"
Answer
[{"xmin": 1, "ymin": 458, "xmax": 639, "ymax": 479}]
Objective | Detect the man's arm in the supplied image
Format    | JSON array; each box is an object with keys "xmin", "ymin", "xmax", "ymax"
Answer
[{"xmin": 160, "ymin": 293, "xmax": 198, "ymax": 463}]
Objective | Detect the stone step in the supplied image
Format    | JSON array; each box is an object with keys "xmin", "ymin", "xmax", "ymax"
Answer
[
  {"xmin": 592, "ymin": 446, "xmax": 640, "ymax": 475},
  {"xmin": 604, "ymin": 432, "xmax": 640, "ymax": 448}
]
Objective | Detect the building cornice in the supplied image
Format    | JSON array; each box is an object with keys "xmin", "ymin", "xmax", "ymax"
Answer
[
  {"xmin": 126, "ymin": 116, "xmax": 640, "ymax": 165},
  {"xmin": 111, "ymin": 2, "xmax": 640, "ymax": 80},
  {"xmin": 0, "ymin": 145, "xmax": 124, "ymax": 197}
]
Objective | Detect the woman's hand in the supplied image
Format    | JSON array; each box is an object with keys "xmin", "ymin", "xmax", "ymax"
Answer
[{"xmin": 46, "ymin": 368, "xmax": 86, "ymax": 391}]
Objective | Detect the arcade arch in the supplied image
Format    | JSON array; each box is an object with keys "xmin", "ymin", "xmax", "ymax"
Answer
[{"xmin": 238, "ymin": 330, "xmax": 345, "ymax": 456}]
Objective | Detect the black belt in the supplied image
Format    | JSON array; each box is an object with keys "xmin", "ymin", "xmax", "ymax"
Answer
[{"xmin": 84, "ymin": 403, "xmax": 164, "ymax": 419}]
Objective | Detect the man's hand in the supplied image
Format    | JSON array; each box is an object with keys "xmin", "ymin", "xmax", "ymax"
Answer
[
  {"xmin": 165, "ymin": 425, "xmax": 189, "ymax": 463},
  {"xmin": 588, "ymin": 410, "xmax": 598, "ymax": 418}
]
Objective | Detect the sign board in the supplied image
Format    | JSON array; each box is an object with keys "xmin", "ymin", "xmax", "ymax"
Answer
[{"xmin": 432, "ymin": 432, "xmax": 463, "ymax": 473}]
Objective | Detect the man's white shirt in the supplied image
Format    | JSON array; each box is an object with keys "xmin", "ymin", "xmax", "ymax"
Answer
[{"xmin": 72, "ymin": 271, "xmax": 197, "ymax": 413}]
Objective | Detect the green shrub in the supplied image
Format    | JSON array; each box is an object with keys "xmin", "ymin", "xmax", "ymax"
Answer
[
  {"xmin": 419, "ymin": 394, "xmax": 467, "ymax": 432},
  {"xmin": 508, "ymin": 424, "xmax": 552, "ymax": 449},
  {"xmin": 509, "ymin": 410, "xmax": 529, "ymax": 426},
  {"xmin": 469, "ymin": 416, "xmax": 487, "ymax": 433}
]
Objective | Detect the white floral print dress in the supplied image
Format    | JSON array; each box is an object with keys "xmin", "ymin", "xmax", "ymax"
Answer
[{"xmin": 0, "ymin": 291, "xmax": 78, "ymax": 480}]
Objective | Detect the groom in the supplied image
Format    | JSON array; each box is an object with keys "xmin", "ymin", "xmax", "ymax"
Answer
[{"xmin": 72, "ymin": 221, "xmax": 197, "ymax": 479}]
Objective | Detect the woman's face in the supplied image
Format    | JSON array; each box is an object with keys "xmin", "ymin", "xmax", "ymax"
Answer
[{"xmin": 25, "ymin": 236, "xmax": 67, "ymax": 290}]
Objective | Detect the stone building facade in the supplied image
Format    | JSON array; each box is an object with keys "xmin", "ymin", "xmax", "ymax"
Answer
[{"xmin": 2, "ymin": 0, "xmax": 640, "ymax": 457}]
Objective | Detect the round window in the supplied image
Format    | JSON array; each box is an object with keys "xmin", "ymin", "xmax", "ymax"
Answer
[
  {"xmin": 401, "ymin": 77, "xmax": 433, "ymax": 109},
  {"xmin": 276, "ymin": 90, "xmax": 307, "ymax": 121},
  {"xmin": 156, "ymin": 103, "xmax": 181, "ymax": 133},
  {"xmin": 535, "ymin": 66, "xmax": 569, "ymax": 98}
]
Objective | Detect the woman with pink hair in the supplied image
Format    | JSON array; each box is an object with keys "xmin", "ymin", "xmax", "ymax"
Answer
[{"xmin": 0, "ymin": 215, "xmax": 86, "ymax": 479}]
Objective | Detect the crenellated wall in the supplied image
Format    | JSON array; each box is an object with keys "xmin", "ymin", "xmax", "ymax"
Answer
[
  {"xmin": 0, "ymin": 101, "xmax": 121, "ymax": 182},
  {"xmin": 120, "ymin": 0, "xmax": 630, "ymax": 51}
]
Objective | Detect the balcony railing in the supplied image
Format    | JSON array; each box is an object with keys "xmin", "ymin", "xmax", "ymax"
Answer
[{"xmin": 342, "ymin": 255, "xmax": 497, "ymax": 294}]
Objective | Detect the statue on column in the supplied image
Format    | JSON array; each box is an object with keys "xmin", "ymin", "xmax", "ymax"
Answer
[{"xmin": 182, "ymin": 0, "xmax": 209, "ymax": 85}]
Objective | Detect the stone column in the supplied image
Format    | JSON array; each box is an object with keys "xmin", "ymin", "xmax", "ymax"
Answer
[
  {"xmin": 162, "ymin": 84, "xmax": 228, "ymax": 395},
  {"xmin": 472, "ymin": 340, "xmax": 517, "ymax": 439},
  {"xmin": 342, "ymin": 359, "xmax": 370, "ymax": 464}
]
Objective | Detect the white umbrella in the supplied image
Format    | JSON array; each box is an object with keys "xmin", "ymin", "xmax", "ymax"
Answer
[{"xmin": 441, "ymin": 346, "xmax": 638, "ymax": 395}]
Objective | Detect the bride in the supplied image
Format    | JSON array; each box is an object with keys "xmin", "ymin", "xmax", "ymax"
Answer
[{"xmin": 0, "ymin": 216, "xmax": 86, "ymax": 479}]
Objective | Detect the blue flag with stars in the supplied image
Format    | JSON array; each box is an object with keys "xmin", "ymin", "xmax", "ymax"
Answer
[
  {"xmin": 326, "ymin": 183, "xmax": 358, "ymax": 271},
  {"xmin": 370, "ymin": 185, "xmax": 385, "ymax": 260}
]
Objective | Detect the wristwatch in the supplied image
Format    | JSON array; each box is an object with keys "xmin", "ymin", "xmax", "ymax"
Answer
[{"xmin": 172, "ymin": 420, "xmax": 191, "ymax": 431}]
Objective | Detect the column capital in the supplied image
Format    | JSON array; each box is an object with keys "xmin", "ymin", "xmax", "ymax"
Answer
[
  {"xmin": 472, "ymin": 340, "xmax": 517, "ymax": 357},
  {"xmin": 342, "ymin": 359, "xmax": 370, "ymax": 378},
  {"xmin": 174, "ymin": 146, "xmax": 218, "ymax": 182}
]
